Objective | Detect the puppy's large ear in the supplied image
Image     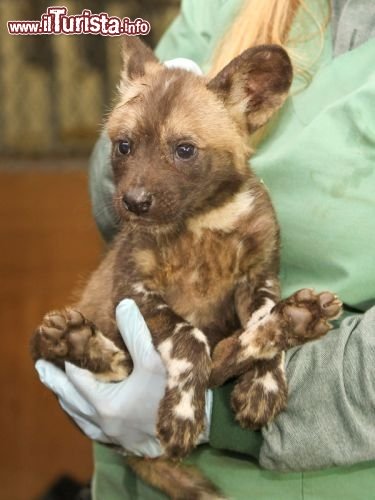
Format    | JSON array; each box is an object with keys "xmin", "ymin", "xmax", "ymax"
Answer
[
  {"xmin": 120, "ymin": 36, "xmax": 160, "ymax": 92},
  {"xmin": 207, "ymin": 45, "xmax": 292, "ymax": 133}
]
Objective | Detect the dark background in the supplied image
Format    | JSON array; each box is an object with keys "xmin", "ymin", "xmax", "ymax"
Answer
[{"xmin": 0, "ymin": 1, "xmax": 179, "ymax": 499}]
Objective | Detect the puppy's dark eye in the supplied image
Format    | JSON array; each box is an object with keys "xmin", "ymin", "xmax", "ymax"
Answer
[
  {"xmin": 118, "ymin": 140, "xmax": 131, "ymax": 155},
  {"xmin": 175, "ymin": 143, "xmax": 196, "ymax": 160}
]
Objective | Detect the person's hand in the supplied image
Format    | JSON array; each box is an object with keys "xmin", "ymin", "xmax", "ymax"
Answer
[{"xmin": 35, "ymin": 299, "xmax": 213, "ymax": 457}]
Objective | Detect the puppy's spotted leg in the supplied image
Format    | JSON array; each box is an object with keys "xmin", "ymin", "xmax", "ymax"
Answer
[
  {"xmin": 210, "ymin": 277, "xmax": 280, "ymax": 387},
  {"xmin": 128, "ymin": 285, "xmax": 211, "ymax": 459},
  {"xmin": 31, "ymin": 309, "xmax": 132, "ymax": 381},
  {"xmin": 210, "ymin": 278, "xmax": 287, "ymax": 427},
  {"xmin": 231, "ymin": 353, "xmax": 287, "ymax": 428}
]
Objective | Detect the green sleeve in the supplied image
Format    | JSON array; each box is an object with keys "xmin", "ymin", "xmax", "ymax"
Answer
[
  {"xmin": 209, "ymin": 383, "xmax": 262, "ymax": 458},
  {"xmin": 88, "ymin": 130, "xmax": 116, "ymax": 242}
]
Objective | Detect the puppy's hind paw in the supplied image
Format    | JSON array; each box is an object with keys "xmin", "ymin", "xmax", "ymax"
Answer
[
  {"xmin": 31, "ymin": 309, "xmax": 89, "ymax": 363},
  {"xmin": 278, "ymin": 289, "xmax": 342, "ymax": 346}
]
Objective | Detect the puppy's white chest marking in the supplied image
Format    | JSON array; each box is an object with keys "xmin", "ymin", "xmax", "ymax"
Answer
[{"xmin": 187, "ymin": 190, "xmax": 255, "ymax": 235}]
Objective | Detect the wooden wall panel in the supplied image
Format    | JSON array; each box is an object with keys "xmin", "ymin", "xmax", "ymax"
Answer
[{"xmin": 0, "ymin": 168, "xmax": 103, "ymax": 500}]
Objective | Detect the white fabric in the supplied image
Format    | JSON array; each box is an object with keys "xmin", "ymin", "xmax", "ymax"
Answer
[{"xmin": 164, "ymin": 57, "xmax": 203, "ymax": 75}]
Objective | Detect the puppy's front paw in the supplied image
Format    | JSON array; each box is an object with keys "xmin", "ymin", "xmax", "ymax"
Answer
[
  {"xmin": 279, "ymin": 289, "xmax": 342, "ymax": 346},
  {"xmin": 31, "ymin": 309, "xmax": 131, "ymax": 380},
  {"xmin": 156, "ymin": 333, "xmax": 211, "ymax": 458},
  {"xmin": 157, "ymin": 384, "xmax": 206, "ymax": 459}
]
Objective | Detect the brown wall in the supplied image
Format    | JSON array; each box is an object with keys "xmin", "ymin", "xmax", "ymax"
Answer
[{"xmin": 0, "ymin": 165, "xmax": 104, "ymax": 499}]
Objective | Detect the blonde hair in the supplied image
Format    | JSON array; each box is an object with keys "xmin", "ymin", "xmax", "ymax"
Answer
[
  {"xmin": 208, "ymin": 0, "xmax": 329, "ymax": 144},
  {"xmin": 209, "ymin": 0, "xmax": 298, "ymax": 76}
]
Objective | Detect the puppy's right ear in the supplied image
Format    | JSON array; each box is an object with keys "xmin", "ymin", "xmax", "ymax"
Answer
[{"xmin": 120, "ymin": 36, "xmax": 160, "ymax": 92}]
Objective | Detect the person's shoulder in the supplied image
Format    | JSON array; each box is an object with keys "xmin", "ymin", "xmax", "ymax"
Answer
[
  {"xmin": 179, "ymin": 0, "xmax": 242, "ymax": 33},
  {"xmin": 156, "ymin": 0, "xmax": 243, "ymax": 65},
  {"xmin": 183, "ymin": 0, "xmax": 240, "ymax": 16}
]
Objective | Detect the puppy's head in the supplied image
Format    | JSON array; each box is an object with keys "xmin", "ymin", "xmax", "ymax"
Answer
[{"xmin": 107, "ymin": 37, "xmax": 292, "ymax": 230}]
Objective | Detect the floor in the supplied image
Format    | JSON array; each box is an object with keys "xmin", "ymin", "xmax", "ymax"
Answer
[{"xmin": 0, "ymin": 166, "xmax": 103, "ymax": 500}]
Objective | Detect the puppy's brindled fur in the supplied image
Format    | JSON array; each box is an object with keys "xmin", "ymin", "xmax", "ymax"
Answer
[{"xmin": 31, "ymin": 38, "xmax": 342, "ymax": 499}]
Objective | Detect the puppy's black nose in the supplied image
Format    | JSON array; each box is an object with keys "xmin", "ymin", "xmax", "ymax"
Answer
[{"xmin": 122, "ymin": 189, "xmax": 153, "ymax": 215}]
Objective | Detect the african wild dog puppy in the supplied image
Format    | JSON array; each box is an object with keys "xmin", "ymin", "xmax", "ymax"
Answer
[{"xmin": 31, "ymin": 37, "xmax": 342, "ymax": 498}]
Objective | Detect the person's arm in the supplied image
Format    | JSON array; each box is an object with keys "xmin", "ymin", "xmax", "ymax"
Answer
[
  {"xmin": 259, "ymin": 307, "xmax": 375, "ymax": 471},
  {"xmin": 88, "ymin": 132, "xmax": 115, "ymax": 242}
]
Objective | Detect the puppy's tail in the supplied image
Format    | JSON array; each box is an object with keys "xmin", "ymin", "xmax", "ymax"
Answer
[{"xmin": 126, "ymin": 456, "xmax": 226, "ymax": 500}]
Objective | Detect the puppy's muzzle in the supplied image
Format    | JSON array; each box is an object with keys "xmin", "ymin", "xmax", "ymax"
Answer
[{"xmin": 122, "ymin": 189, "xmax": 153, "ymax": 216}]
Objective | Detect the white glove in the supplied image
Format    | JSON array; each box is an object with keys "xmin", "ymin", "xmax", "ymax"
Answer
[
  {"xmin": 164, "ymin": 58, "xmax": 203, "ymax": 75},
  {"xmin": 35, "ymin": 299, "xmax": 213, "ymax": 458}
]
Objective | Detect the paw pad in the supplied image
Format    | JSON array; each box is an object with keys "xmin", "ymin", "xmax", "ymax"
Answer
[
  {"xmin": 32, "ymin": 308, "xmax": 91, "ymax": 362},
  {"xmin": 282, "ymin": 288, "xmax": 342, "ymax": 343}
]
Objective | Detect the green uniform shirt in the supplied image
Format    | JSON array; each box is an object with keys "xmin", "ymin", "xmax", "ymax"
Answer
[{"xmin": 91, "ymin": 0, "xmax": 375, "ymax": 498}]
